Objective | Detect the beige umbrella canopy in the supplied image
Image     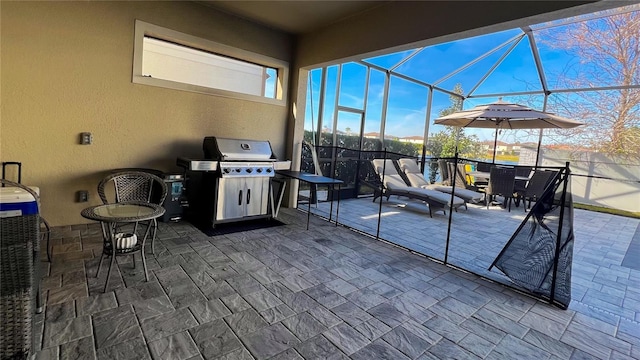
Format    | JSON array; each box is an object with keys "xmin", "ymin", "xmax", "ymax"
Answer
[{"xmin": 434, "ymin": 99, "xmax": 584, "ymax": 162}]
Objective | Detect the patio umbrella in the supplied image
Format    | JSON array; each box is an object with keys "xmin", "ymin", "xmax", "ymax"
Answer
[{"xmin": 434, "ymin": 99, "xmax": 584, "ymax": 162}]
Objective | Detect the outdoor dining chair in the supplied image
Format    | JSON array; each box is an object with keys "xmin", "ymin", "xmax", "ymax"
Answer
[
  {"xmin": 475, "ymin": 162, "xmax": 492, "ymax": 172},
  {"xmin": 485, "ymin": 167, "xmax": 517, "ymax": 211},
  {"xmin": 514, "ymin": 166, "xmax": 533, "ymax": 198},
  {"xmin": 515, "ymin": 170, "xmax": 557, "ymax": 211},
  {"xmin": 98, "ymin": 171, "xmax": 168, "ymax": 255},
  {"xmin": 467, "ymin": 162, "xmax": 490, "ymax": 190}
]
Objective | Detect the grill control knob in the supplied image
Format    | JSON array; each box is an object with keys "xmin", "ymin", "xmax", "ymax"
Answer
[
  {"xmin": 223, "ymin": 168, "xmax": 230, "ymax": 174},
  {"xmin": 266, "ymin": 168, "xmax": 272, "ymax": 173},
  {"xmin": 246, "ymin": 168, "xmax": 253, "ymax": 173},
  {"xmin": 256, "ymin": 168, "xmax": 263, "ymax": 173},
  {"xmin": 236, "ymin": 168, "xmax": 241, "ymax": 173}
]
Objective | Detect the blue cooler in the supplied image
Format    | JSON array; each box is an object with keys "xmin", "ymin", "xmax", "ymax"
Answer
[
  {"xmin": 0, "ymin": 186, "xmax": 40, "ymax": 359},
  {"xmin": 0, "ymin": 186, "xmax": 39, "ymax": 218}
]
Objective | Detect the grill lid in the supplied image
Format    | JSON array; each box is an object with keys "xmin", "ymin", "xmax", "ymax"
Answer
[{"xmin": 203, "ymin": 137, "xmax": 275, "ymax": 161}]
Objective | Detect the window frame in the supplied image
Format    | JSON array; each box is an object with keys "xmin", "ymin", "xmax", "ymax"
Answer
[{"xmin": 132, "ymin": 20, "xmax": 288, "ymax": 106}]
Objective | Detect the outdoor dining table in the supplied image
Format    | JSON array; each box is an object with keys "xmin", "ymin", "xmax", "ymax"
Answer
[{"xmin": 468, "ymin": 171, "xmax": 531, "ymax": 181}]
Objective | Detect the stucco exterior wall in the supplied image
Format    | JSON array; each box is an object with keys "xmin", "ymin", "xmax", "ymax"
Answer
[
  {"xmin": 1, "ymin": 1, "xmax": 293, "ymax": 225},
  {"xmin": 541, "ymin": 150, "xmax": 640, "ymax": 213},
  {"xmin": 520, "ymin": 147, "xmax": 640, "ymax": 213}
]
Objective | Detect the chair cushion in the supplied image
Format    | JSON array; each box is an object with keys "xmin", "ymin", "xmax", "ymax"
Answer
[
  {"xmin": 404, "ymin": 172, "xmax": 429, "ymax": 188},
  {"xmin": 383, "ymin": 174, "xmax": 411, "ymax": 191},
  {"xmin": 395, "ymin": 187, "xmax": 465, "ymax": 207},
  {"xmin": 413, "ymin": 188, "xmax": 466, "ymax": 207},
  {"xmin": 425, "ymin": 184, "xmax": 485, "ymax": 203},
  {"xmin": 398, "ymin": 159, "xmax": 430, "ymax": 188}
]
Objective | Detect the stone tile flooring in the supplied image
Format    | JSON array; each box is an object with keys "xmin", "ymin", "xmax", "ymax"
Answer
[
  {"xmin": 309, "ymin": 196, "xmax": 640, "ymax": 326},
  {"xmin": 35, "ymin": 207, "xmax": 639, "ymax": 359}
]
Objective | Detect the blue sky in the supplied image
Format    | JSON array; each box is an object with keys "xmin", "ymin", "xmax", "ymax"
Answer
[{"xmin": 304, "ymin": 6, "xmax": 638, "ymax": 145}]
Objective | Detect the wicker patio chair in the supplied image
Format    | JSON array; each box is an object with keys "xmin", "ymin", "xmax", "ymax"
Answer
[
  {"xmin": 485, "ymin": 167, "xmax": 517, "ymax": 211},
  {"xmin": 515, "ymin": 170, "xmax": 557, "ymax": 211},
  {"xmin": 0, "ymin": 179, "xmax": 41, "ymax": 359},
  {"xmin": 475, "ymin": 162, "xmax": 492, "ymax": 172},
  {"xmin": 472, "ymin": 161, "xmax": 491, "ymax": 189},
  {"xmin": 40, "ymin": 216, "xmax": 51, "ymax": 263},
  {"xmin": 513, "ymin": 166, "xmax": 533, "ymax": 200},
  {"xmin": 98, "ymin": 171, "xmax": 167, "ymax": 255},
  {"xmin": 515, "ymin": 166, "xmax": 533, "ymax": 179}
]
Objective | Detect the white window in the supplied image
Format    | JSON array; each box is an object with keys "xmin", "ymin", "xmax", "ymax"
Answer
[{"xmin": 132, "ymin": 20, "xmax": 287, "ymax": 105}]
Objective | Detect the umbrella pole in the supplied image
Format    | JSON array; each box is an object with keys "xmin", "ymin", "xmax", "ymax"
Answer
[{"xmin": 492, "ymin": 126, "xmax": 498, "ymax": 163}]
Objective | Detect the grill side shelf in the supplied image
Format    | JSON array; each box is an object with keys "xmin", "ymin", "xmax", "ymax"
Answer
[{"xmin": 176, "ymin": 157, "xmax": 218, "ymax": 172}]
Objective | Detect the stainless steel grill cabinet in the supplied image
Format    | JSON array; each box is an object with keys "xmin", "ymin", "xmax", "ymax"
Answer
[{"xmin": 178, "ymin": 137, "xmax": 290, "ymax": 228}]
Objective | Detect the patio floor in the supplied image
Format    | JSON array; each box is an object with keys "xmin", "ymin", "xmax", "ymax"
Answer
[
  {"xmin": 34, "ymin": 204, "xmax": 639, "ymax": 359},
  {"xmin": 308, "ymin": 195, "xmax": 640, "ymax": 324}
]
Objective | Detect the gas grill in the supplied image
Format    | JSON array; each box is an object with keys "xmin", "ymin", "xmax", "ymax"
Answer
[
  {"xmin": 177, "ymin": 137, "xmax": 290, "ymax": 227},
  {"xmin": 207, "ymin": 137, "xmax": 277, "ymax": 178}
]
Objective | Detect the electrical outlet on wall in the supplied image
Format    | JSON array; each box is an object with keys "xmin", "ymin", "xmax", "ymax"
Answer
[
  {"xmin": 77, "ymin": 190, "xmax": 89, "ymax": 202},
  {"xmin": 80, "ymin": 132, "xmax": 93, "ymax": 145}
]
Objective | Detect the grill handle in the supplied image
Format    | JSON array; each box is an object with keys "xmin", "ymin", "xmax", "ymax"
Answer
[
  {"xmin": 238, "ymin": 190, "xmax": 243, "ymax": 205},
  {"xmin": 247, "ymin": 189, "xmax": 251, "ymax": 204}
]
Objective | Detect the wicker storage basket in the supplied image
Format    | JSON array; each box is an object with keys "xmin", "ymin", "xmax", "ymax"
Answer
[{"xmin": 1, "ymin": 186, "xmax": 39, "ymax": 360}]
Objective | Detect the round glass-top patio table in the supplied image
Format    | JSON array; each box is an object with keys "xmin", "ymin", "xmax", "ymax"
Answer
[
  {"xmin": 81, "ymin": 202, "xmax": 165, "ymax": 223},
  {"xmin": 81, "ymin": 202, "xmax": 165, "ymax": 292}
]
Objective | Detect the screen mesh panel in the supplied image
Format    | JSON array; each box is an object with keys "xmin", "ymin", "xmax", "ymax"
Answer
[{"xmin": 491, "ymin": 169, "xmax": 574, "ymax": 308}]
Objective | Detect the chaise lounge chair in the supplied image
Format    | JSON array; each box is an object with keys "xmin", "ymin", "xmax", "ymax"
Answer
[
  {"xmin": 371, "ymin": 159, "xmax": 466, "ymax": 217},
  {"xmin": 398, "ymin": 158, "xmax": 485, "ymax": 205}
]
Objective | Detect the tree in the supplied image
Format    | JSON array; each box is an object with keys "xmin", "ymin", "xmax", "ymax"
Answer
[
  {"xmin": 538, "ymin": 10, "xmax": 640, "ymax": 158},
  {"xmin": 425, "ymin": 84, "xmax": 483, "ymax": 182}
]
